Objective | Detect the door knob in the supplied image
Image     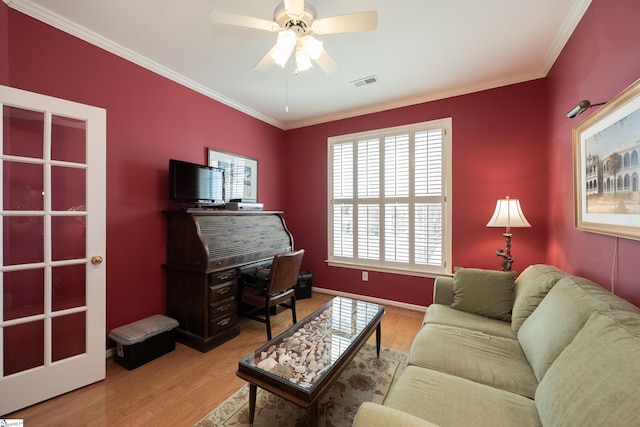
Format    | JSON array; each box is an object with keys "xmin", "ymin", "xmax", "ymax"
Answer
[{"xmin": 91, "ymin": 256, "xmax": 104, "ymax": 265}]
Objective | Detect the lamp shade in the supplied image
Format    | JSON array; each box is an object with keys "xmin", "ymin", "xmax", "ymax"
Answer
[
  {"xmin": 486, "ymin": 196, "xmax": 531, "ymax": 233},
  {"xmin": 271, "ymin": 31, "xmax": 325, "ymax": 71},
  {"xmin": 295, "ymin": 48, "xmax": 313, "ymax": 71},
  {"xmin": 300, "ymin": 35, "xmax": 323, "ymax": 59},
  {"xmin": 272, "ymin": 29, "xmax": 297, "ymax": 66}
]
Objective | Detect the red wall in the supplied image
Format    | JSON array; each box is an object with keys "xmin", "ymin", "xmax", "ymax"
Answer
[
  {"xmin": 284, "ymin": 80, "xmax": 549, "ymax": 306},
  {"xmin": 0, "ymin": 5, "xmax": 7, "ymax": 84},
  {"xmin": 3, "ymin": 6, "xmax": 286, "ymax": 333},
  {"xmin": 546, "ymin": 0, "xmax": 640, "ymax": 306}
]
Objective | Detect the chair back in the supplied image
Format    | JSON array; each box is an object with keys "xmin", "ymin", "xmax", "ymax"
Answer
[{"xmin": 267, "ymin": 249, "xmax": 305, "ymax": 296}]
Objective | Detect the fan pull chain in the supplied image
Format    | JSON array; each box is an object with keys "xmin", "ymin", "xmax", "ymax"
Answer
[{"xmin": 285, "ymin": 62, "xmax": 289, "ymax": 114}]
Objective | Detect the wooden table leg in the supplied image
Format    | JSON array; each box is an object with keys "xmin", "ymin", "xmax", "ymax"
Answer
[
  {"xmin": 309, "ymin": 400, "xmax": 319, "ymax": 427},
  {"xmin": 376, "ymin": 322, "xmax": 381, "ymax": 358},
  {"xmin": 249, "ymin": 383, "xmax": 257, "ymax": 424}
]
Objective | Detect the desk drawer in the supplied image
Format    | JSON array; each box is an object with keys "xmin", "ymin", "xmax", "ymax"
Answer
[
  {"xmin": 208, "ymin": 269, "xmax": 236, "ymax": 285},
  {"xmin": 209, "ymin": 281, "xmax": 236, "ymax": 303},
  {"xmin": 209, "ymin": 296, "xmax": 235, "ymax": 319},
  {"xmin": 209, "ymin": 312, "xmax": 237, "ymax": 336}
]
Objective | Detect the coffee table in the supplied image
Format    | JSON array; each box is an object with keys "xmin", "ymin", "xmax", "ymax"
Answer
[{"xmin": 237, "ymin": 296, "xmax": 385, "ymax": 426}]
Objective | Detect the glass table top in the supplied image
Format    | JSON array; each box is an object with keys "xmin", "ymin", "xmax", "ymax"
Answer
[{"xmin": 238, "ymin": 296, "xmax": 384, "ymax": 392}]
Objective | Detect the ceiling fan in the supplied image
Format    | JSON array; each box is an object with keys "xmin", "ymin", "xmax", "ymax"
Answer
[{"xmin": 210, "ymin": 0, "xmax": 377, "ymax": 74}]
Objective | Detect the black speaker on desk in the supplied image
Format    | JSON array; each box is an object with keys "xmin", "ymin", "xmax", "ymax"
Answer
[{"xmin": 296, "ymin": 271, "xmax": 312, "ymax": 299}]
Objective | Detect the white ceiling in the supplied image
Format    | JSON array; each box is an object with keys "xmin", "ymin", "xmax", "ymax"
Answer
[{"xmin": 6, "ymin": 0, "xmax": 591, "ymax": 130}]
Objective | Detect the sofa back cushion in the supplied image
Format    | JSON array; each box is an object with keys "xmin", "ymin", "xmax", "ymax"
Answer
[
  {"xmin": 511, "ymin": 264, "xmax": 568, "ymax": 334},
  {"xmin": 535, "ymin": 310, "xmax": 640, "ymax": 426},
  {"xmin": 517, "ymin": 277, "xmax": 605, "ymax": 381},
  {"xmin": 450, "ymin": 267, "xmax": 516, "ymax": 322},
  {"xmin": 518, "ymin": 275, "xmax": 640, "ymax": 382}
]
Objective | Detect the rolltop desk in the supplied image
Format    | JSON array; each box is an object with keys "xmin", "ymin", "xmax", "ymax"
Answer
[{"xmin": 163, "ymin": 210, "xmax": 294, "ymax": 352}]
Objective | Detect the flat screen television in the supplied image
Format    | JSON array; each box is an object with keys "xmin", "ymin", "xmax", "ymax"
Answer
[{"xmin": 169, "ymin": 159, "xmax": 225, "ymax": 207}]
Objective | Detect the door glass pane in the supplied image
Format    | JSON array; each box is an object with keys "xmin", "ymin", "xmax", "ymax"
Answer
[
  {"xmin": 3, "ymin": 216, "xmax": 44, "ymax": 265},
  {"xmin": 51, "ymin": 166, "xmax": 86, "ymax": 212},
  {"xmin": 51, "ymin": 216, "xmax": 85, "ymax": 261},
  {"xmin": 51, "ymin": 115, "xmax": 87, "ymax": 164},
  {"xmin": 52, "ymin": 312, "xmax": 86, "ymax": 362},
  {"xmin": 2, "ymin": 106, "xmax": 44, "ymax": 159},
  {"xmin": 3, "ymin": 162, "xmax": 44, "ymax": 211},
  {"xmin": 3, "ymin": 320, "xmax": 44, "ymax": 376},
  {"xmin": 52, "ymin": 264, "xmax": 86, "ymax": 311},
  {"xmin": 3, "ymin": 269, "xmax": 45, "ymax": 320}
]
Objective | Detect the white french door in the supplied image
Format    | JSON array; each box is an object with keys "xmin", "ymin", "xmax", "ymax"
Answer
[{"xmin": 0, "ymin": 85, "xmax": 106, "ymax": 415}]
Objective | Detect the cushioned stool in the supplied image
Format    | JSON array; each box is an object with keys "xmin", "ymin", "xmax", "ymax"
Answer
[{"xmin": 108, "ymin": 314, "xmax": 178, "ymax": 370}]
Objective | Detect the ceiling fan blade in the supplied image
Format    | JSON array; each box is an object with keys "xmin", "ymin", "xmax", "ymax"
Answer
[
  {"xmin": 254, "ymin": 45, "xmax": 277, "ymax": 71},
  {"xmin": 311, "ymin": 11, "xmax": 378, "ymax": 34},
  {"xmin": 284, "ymin": 0, "xmax": 305, "ymax": 19},
  {"xmin": 315, "ymin": 50, "xmax": 339, "ymax": 74},
  {"xmin": 209, "ymin": 10, "xmax": 279, "ymax": 32}
]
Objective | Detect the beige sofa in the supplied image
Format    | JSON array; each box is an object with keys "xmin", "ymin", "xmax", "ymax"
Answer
[{"xmin": 353, "ymin": 264, "xmax": 640, "ymax": 426}]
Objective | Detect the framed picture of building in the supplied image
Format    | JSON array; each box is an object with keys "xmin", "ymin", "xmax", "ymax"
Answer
[
  {"xmin": 573, "ymin": 78, "xmax": 640, "ymax": 240},
  {"xmin": 207, "ymin": 148, "xmax": 258, "ymax": 202}
]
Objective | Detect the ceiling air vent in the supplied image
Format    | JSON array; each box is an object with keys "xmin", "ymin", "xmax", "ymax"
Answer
[{"xmin": 351, "ymin": 75, "xmax": 379, "ymax": 87}]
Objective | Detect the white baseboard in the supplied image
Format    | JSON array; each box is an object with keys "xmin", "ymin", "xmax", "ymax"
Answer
[
  {"xmin": 105, "ymin": 347, "xmax": 115, "ymax": 359},
  {"xmin": 311, "ymin": 287, "xmax": 428, "ymax": 312}
]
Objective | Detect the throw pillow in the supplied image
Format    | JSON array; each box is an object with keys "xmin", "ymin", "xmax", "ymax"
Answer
[{"xmin": 450, "ymin": 267, "xmax": 516, "ymax": 322}]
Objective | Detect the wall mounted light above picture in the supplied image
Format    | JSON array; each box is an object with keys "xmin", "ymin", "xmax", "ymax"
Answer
[
  {"xmin": 486, "ymin": 196, "xmax": 531, "ymax": 271},
  {"xmin": 566, "ymin": 99, "xmax": 606, "ymax": 119}
]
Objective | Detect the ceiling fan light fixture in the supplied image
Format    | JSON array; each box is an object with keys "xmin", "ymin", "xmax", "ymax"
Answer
[
  {"xmin": 211, "ymin": 2, "xmax": 377, "ymax": 75},
  {"xmin": 295, "ymin": 48, "xmax": 313, "ymax": 72},
  {"xmin": 272, "ymin": 29, "xmax": 297, "ymax": 66},
  {"xmin": 300, "ymin": 35, "xmax": 323, "ymax": 59}
]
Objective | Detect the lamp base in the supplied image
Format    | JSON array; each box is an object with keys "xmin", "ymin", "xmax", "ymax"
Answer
[{"xmin": 496, "ymin": 233, "xmax": 514, "ymax": 272}]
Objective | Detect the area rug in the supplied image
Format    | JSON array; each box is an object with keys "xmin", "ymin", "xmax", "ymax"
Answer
[{"xmin": 194, "ymin": 343, "xmax": 407, "ymax": 427}]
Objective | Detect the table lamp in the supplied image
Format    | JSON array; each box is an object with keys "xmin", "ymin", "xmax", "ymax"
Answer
[{"xmin": 486, "ymin": 196, "xmax": 531, "ymax": 271}]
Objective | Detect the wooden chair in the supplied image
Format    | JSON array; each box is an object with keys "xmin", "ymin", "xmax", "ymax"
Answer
[{"xmin": 240, "ymin": 249, "xmax": 305, "ymax": 340}]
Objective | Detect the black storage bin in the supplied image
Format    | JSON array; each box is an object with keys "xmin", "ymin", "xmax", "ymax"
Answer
[
  {"xmin": 296, "ymin": 270, "xmax": 312, "ymax": 300},
  {"xmin": 108, "ymin": 314, "xmax": 178, "ymax": 370}
]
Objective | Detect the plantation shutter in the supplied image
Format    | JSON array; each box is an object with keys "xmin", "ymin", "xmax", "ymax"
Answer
[{"xmin": 329, "ymin": 118, "xmax": 451, "ymax": 276}]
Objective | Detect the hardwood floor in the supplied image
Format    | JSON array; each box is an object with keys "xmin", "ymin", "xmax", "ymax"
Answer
[{"xmin": 6, "ymin": 293, "xmax": 424, "ymax": 426}]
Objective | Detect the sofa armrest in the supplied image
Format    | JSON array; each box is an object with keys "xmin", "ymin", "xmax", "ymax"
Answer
[
  {"xmin": 353, "ymin": 402, "xmax": 440, "ymax": 427},
  {"xmin": 433, "ymin": 276, "xmax": 454, "ymax": 305}
]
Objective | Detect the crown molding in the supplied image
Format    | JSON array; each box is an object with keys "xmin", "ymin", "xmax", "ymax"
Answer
[
  {"xmin": 282, "ymin": 71, "xmax": 547, "ymax": 130},
  {"xmin": 4, "ymin": 0, "xmax": 287, "ymax": 130},
  {"xmin": 539, "ymin": 0, "xmax": 592, "ymax": 75}
]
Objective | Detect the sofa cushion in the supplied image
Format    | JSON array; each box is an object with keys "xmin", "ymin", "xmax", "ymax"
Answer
[
  {"xmin": 517, "ymin": 277, "xmax": 607, "ymax": 381},
  {"xmin": 385, "ymin": 366, "xmax": 541, "ymax": 427},
  {"xmin": 353, "ymin": 402, "xmax": 440, "ymax": 427},
  {"xmin": 511, "ymin": 264, "xmax": 568, "ymax": 334},
  {"xmin": 422, "ymin": 304, "xmax": 515, "ymax": 339},
  {"xmin": 408, "ymin": 323, "xmax": 537, "ymax": 398},
  {"xmin": 568, "ymin": 275, "xmax": 640, "ymax": 314},
  {"xmin": 518, "ymin": 275, "xmax": 640, "ymax": 381},
  {"xmin": 535, "ymin": 310, "xmax": 640, "ymax": 426},
  {"xmin": 450, "ymin": 267, "xmax": 516, "ymax": 322}
]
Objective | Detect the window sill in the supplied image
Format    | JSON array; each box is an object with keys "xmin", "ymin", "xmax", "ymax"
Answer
[{"xmin": 326, "ymin": 260, "xmax": 451, "ymax": 279}]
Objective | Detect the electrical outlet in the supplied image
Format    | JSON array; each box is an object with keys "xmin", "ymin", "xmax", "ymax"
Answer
[{"xmin": 362, "ymin": 271, "xmax": 368, "ymax": 281}]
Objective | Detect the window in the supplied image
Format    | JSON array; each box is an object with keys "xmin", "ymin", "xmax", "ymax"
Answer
[{"xmin": 328, "ymin": 118, "xmax": 452, "ymax": 276}]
